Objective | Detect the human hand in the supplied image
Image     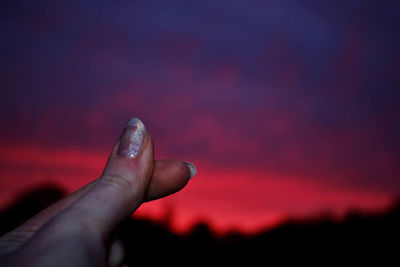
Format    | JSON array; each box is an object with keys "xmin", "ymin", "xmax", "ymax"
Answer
[{"xmin": 0, "ymin": 118, "xmax": 196, "ymax": 267}]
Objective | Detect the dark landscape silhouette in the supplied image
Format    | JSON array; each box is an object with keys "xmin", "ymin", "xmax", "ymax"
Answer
[{"xmin": 0, "ymin": 185, "xmax": 398, "ymax": 265}]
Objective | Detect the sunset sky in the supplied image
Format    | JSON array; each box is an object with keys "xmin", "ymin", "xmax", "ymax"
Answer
[{"xmin": 1, "ymin": 0, "xmax": 399, "ymax": 234}]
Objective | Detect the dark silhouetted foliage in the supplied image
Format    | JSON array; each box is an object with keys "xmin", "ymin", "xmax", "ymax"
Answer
[{"xmin": 0, "ymin": 187, "xmax": 398, "ymax": 265}]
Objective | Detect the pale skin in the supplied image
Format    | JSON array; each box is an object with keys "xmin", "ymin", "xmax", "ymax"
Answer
[{"xmin": 0, "ymin": 130, "xmax": 194, "ymax": 267}]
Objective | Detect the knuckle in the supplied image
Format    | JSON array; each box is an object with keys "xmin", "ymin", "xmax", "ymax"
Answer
[{"xmin": 99, "ymin": 173, "xmax": 138, "ymax": 194}]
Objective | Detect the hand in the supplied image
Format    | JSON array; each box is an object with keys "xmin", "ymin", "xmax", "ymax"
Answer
[{"xmin": 0, "ymin": 118, "xmax": 196, "ymax": 267}]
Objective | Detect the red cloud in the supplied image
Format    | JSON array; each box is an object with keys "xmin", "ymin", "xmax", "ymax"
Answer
[{"xmin": 0, "ymin": 144, "xmax": 393, "ymax": 234}]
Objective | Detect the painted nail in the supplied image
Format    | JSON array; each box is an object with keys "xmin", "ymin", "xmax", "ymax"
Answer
[
  {"xmin": 118, "ymin": 118, "xmax": 147, "ymax": 158},
  {"xmin": 183, "ymin": 161, "xmax": 196, "ymax": 179}
]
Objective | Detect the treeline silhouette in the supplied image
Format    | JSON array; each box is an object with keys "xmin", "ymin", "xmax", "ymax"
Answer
[{"xmin": 0, "ymin": 185, "xmax": 398, "ymax": 265}]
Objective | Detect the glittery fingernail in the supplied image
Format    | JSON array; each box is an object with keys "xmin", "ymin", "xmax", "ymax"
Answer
[
  {"xmin": 118, "ymin": 118, "xmax": 147, "ymax": 158},
  {"xmin": 183, "ymin": 161, "xmax": 196, "ymax": 179}
]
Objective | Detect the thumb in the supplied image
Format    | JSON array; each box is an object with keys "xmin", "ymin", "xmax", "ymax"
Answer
[{"xmin": 61, "ymin": 118, "xmax": 154, "ymax": 235}]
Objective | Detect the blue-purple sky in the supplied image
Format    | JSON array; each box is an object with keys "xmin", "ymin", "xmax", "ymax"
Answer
[{"xmin": 1, "ymin": 0, "xmax": 399, "ymax": 232}]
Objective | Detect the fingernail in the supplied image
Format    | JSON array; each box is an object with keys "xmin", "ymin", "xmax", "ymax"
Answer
[
  {"xmin": 118, "ymin": 118, "xmax": 147, "ymax": 158},
  {"xmin": 183, "ymin": 161, "xmax": 196, "ymax": 179}
]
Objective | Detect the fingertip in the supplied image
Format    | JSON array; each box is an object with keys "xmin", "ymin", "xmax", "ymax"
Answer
[
  {"xmin": 168, "ymin": 160, "xmax": 193, "ymax": 183},
  {"xmin": 64, "ymin": 118, "xmax": 155, "ymax": 235},
  {"xmin": 145, "ymin": 160, "xmax": 192, "ymax": 201},
  {"xmin": 183, "ymin": 161, "xmax": 196, "ymax": 180},
  {"xmin": 117, "ymin": 118, "xmax": 147, "ymax": 158}
]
